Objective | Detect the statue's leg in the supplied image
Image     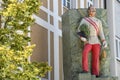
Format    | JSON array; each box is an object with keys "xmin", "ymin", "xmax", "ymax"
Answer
[
  {"xmin": 82, "ymin": 44, "xmax": 92, "ymax": 72},
  {"xmin": 91, "ymin": 44, "xmax": 101, "ymax": 76}
]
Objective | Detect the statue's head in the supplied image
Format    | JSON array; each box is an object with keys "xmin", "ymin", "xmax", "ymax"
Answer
[{"xmin": 87, "ymin": 5, "xmax": 96, "ymax": 17}]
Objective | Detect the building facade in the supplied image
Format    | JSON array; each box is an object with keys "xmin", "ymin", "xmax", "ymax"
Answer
[{"xmin": 30, "ymin": 0, "xmax": 120, "ymax": 80}]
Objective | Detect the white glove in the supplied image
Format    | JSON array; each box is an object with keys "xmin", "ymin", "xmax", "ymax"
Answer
[
  {"xmin": 102, "ymin": 40, "xmax": 107, "ymax": 48},
  {"xmin": 80, "ymin": 37, "xmax": 87, "ymax": 42}
]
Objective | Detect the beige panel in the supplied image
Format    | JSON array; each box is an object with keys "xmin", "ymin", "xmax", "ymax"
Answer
[
  {"xmin": 59, "ymin": 36, "xmax": 63, "ymax": 80},
  {"xmin": 84, "ymin": 0, "xmax": 87, "ymax": 8},
  {"xmin": 78, "ymin": 0, "xmax": 80, "ymax": 8},
  {"xmin": 50, "ymin": 31, "xmax": 54, "ymax": 80},
  {"xmin": 50, "ymin": 0, "xmax": 53, "ymax": 12},
  {"xmin": 58, "ymin": 0, "xmax": 62, "ymax": 16},
  {"xmin": 37, "ymin": 9, "xmax": 48, "ymax": 22},
  {"xmin": 59, "ymin": 20, "xmax": 62, "ymax": 30},
  {"xmin": 41, "ymin": 0, "xmax": 48, "ymax": 8},
  {"xmin": 50, "ymin": 15, "xmax": 54, "ymax": 25},
  {"xmin": 99, "ymin": 0, "xmax": 101, "ymax": 8},
  {"xmin": 30, "ymin": 23, "xmax": 48, "ymax": 62}
]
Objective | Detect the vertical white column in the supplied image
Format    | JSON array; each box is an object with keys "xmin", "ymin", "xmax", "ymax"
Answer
[
  {"xmin": 71, "ymin": 0, "xmax": 78, "ymax": 9},
  {"xmin": 80, "ymin": 0, "xmax": 84, "ymax": 8},
  {"xmin": 93, "ymin": 0, "xmax": 99, "ymax": 8},
  {"xmin": 53, "ymin": 0, "xmax": 60, "ymax": 80},
  {"xmin": 71, "ymin": 0, "xmax": 76, "ymax": 9},
  {"xmin": 47, "ymin": 0, "xmax": 51, "ymax": 80},
  {"xmin": 54, "ymin": 33, "xmax": 59, "ymax": 80},
  {"xmin": 76, "ymin": 0, "xmax": 78, "ymax": 8},
  {"xmin": 48, "ymin": 29, "xmax": 51, "ymax": 80},
  {"xmin": 100, "ymin": 0, "xmax": 104, "ymax": 8},
  {"xmin": 107, "ymin": 0, "xmax": 118, "ymax": 76}
]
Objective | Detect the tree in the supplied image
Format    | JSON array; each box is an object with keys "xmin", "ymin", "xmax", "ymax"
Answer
[{"xmin": 0, "ymin": 0, "xmax": 51, "ymax": 80}]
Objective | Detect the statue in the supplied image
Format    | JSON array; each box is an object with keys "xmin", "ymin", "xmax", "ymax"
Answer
[
  {"xmin": 62, "ymin": 6, "xmax": 113, "ymax": 80},
  {"xmin": 77, "ymin": 5, "xmax": 107, "ymax": 77}
]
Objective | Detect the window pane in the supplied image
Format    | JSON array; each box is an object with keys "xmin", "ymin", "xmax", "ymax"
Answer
[
  {"xmin": 63, "ymin": 0, "xmax": 66, "ymax": 6},
  {"xmin": 116, "ymin": 39, "xmax": 118, "ymax": 57},
  {"xmin": 67, "ymin": 2, "xmax": 70, "ymax": 9},
  {"xmin": 63, "ymin": 0, "xmax": 71, "ymax": 9}
]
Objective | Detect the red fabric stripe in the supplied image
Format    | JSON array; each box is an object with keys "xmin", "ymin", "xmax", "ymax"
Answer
[
  {"xmin": 84, "ymin": 18, "xmax": 99, "ymax": 35},
  {"xmin": 87, "ymin": 18, "xmax": 99, "ymax": 33},
  {"xmin": 85, "ymin": 18, "xmax": 99, "ymax": 34}
]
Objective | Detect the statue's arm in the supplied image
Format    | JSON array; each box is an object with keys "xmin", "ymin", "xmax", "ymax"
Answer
[{"xmin": 98, "ymin": 20, "xmax": 107, "ymax": 48}]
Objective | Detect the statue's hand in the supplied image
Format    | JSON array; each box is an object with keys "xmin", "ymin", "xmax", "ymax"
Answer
[
  {"xmin": 102, "ymin": 40, "xmax": 107, "ymax": 48},
  {"xmin": 80, "ymin": 37, "xmax": 87, "ymax": 42}
]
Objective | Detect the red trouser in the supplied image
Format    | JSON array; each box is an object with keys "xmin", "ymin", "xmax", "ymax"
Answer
[{"xmin": 82, "ymin": 43, "xmax": 100, "ymax": 76}]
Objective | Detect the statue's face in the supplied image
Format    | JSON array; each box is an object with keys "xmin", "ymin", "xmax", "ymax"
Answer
[{"xmin": 88, "ymin": 7, "xmax": 96, "ymax": 17}]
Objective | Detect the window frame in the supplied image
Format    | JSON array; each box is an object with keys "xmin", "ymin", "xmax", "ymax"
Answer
[
  {"xmin": 87, "ymin": 0, "xmax": 93, "ymax": 7},
  {"xmin": 63, "ymin": 0, "xmax": 71, "ymax": 9},
  {"xmin": 116, "ymin": 35, "xmax": 120, "ymax": 60},
  {"xmin": 117, "ymin": 0, "xmax": 120, "ymax": 3}
]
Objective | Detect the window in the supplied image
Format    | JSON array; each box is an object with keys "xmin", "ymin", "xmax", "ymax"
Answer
[
  {"xmin": 104, "ymin": 0, "xmax": 107, "ymax": 9},
  {"xmin": 63, "ymin": 0, "xmax": 78, "ymax": 9},
  {"xmin": 63, "ymin": 0, "xmax": 71, "ymax": 9},
  {"xmin": 87, "ymin": 0, "xmax": 93, "ymax": 7},
  {"xmin": 117, "ymin": 0, "xmax": 120, "ymax": 3},
  {"xmin": 63, "ymin": 0, "xmax": 66, "ymax": 6},
  {"xmin": 116, "ymin": 36, "xmax": 120, "ymax": 60}
]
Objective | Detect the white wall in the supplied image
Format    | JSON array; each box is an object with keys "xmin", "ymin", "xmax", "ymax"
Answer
[
  {"xmin": 115, "ymin": 0, "xmax": 120, "ymax": 37},
  {"xmin": 117, "ymin": 61, "xmax": 120, "ymax": 80},
  {"xmin": 107, "ymin": 0, "xmax": 118, "ymax": 77},
  {"xmin": 115, "ymin": 0, "xmax": 120, "ymax": 80}
]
